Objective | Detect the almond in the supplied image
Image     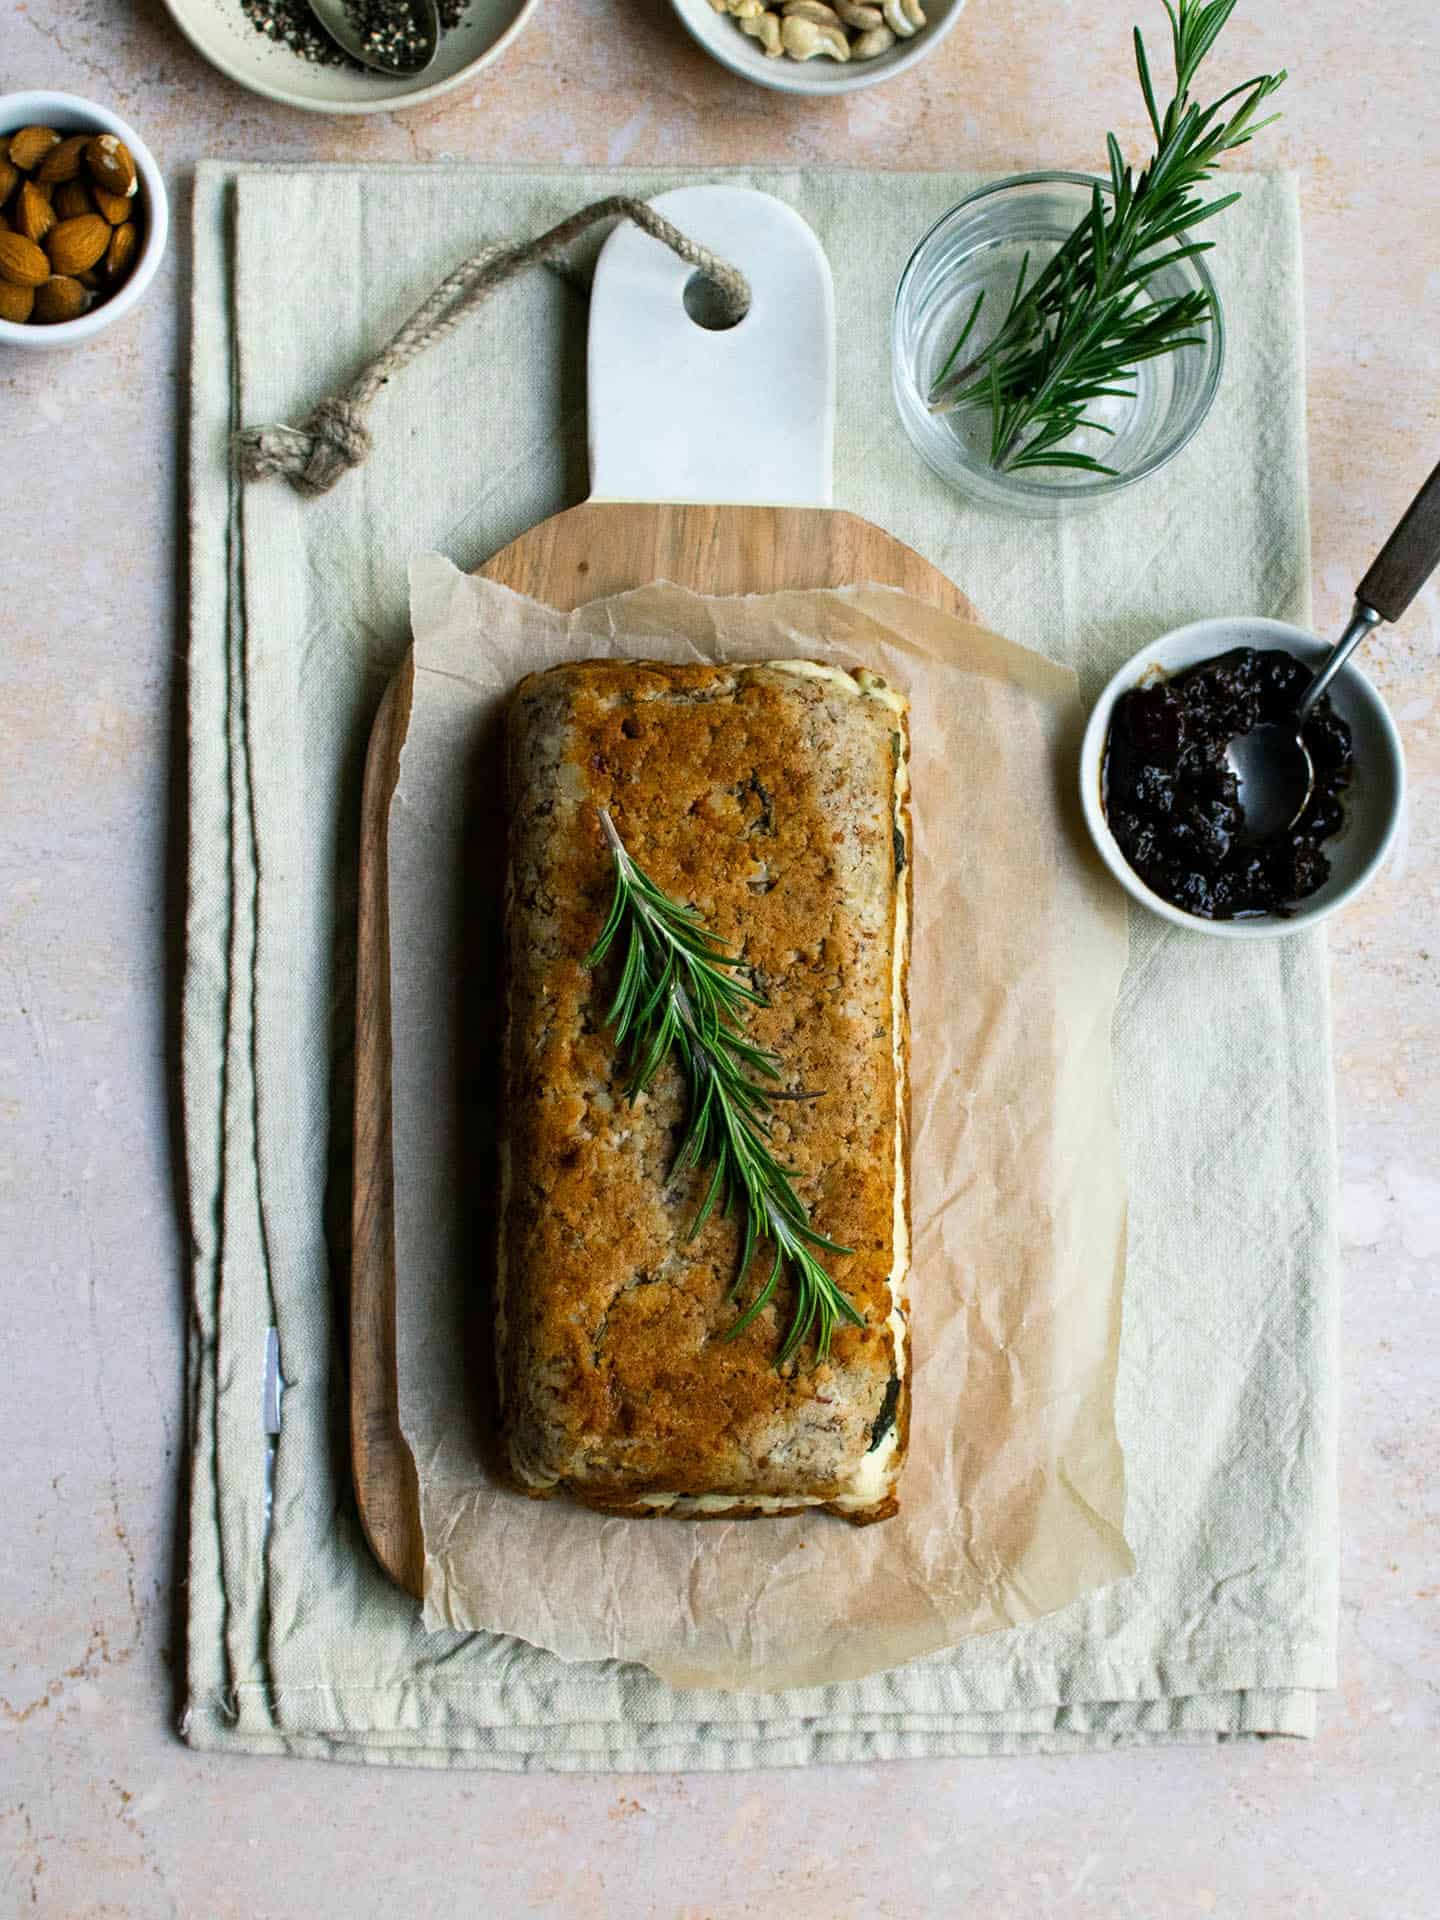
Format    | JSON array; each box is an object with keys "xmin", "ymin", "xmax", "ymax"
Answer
[
  {"xmin": 53, "ymin": 179, "xmax": 94, "ymax": 220},
  {"xmin": 85, "ymin": 134, "xmax": 137, "ymax": 201},
  {"xmin": 8, "ymin": 126, "xmax": 61, "ymax": 172},
  {"xmin": 37, "ymin": 133, "xmax": 89, "ymax": 185},
  {"xmin": 32, "ymin": 273, "xmax": 90, "ymax": 325},
  {"xmin": 104, "ymin": 221, "xmax": 138, "ymax": 282},
  {"xmin": 15, "ymin": 179, "xmax": 55, "ymax": 246},
  {"xmin": 93, "ymin": 185, "xmax": 133, "ymax": 225},
  {"xmin": 0, "ymin": 278, "xmax": 34, "ymax": 323},
  {"xmin": 0, "ymin": 123, "xmax": 151, "ymax": 326},
  {"xmin": 46, "ymin": 213, "xmax": 110, "ymax": 276},
  {"xmin": 0, "ymin": 229, "xmax": 51, "ymax": 288}
]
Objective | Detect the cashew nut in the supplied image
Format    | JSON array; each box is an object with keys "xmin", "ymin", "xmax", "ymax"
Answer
[
  {"xmin": 880, "ymin": 0, "xmax": 922, "ymax": 34},
  {"xmin": 851, "ymin": 21, "xmax": 895, "ymax": 53},
  {"xmin": 833, "ymin": 0, "xmax": 883, "ymax": 26},
  {"xmin": 739, "ymin": 7, "xmax": 784, "ymax": 52},
  {"xmin": 780, "ymin": 13, "xmax": 850, "ymax": 56},
  {"xmin": 728, "ymin": 0, "xmax": 918, "ymax": 62}
]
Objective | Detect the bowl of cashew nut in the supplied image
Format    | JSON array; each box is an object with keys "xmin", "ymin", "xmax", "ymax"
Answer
[{"xmin": 673, "ymin": 0, "xmax": 965, "ymax": 91}]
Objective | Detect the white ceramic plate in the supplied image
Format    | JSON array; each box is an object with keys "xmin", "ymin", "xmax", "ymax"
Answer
[
  {"xmin": 160, "ymin": 0, "xmax": 539, "ymax": 114},
  {"xmin": 1080, "ymin": 617, "xmax": 1406, "ymax": 939},
  {"xmin": 670, "ymin": 0, "xmax": 965, "ymax": 95}
]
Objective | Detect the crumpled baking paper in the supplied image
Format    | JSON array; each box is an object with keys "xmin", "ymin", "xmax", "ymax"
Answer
[{"xmin": 385, "ymin": 553, "xmax": 1132, "ymax": 1691}]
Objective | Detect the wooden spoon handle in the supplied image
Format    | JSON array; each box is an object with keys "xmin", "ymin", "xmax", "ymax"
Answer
[{"xmin": 1357, "ymin": 456, "xmax": 1440, "ymax": 623}]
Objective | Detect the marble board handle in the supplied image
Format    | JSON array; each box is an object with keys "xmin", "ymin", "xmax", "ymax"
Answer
[{"xmin": 586, "ymin": 185, "xmax": 836, "ymax": 510}]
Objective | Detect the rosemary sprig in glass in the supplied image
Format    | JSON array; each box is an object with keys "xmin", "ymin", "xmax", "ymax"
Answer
[
  {"xmin": 927, "ymin": 0, "xmax": 1286, "ymax": 475},
  {"xmin": 585, "ymin": 809, "xmax": 862, "ymax": 1366}
]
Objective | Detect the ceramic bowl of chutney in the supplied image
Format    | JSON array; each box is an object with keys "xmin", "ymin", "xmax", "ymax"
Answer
[{"xmin": 1080, "ymin": 616, "xmax": 1405, "ymax": 939}]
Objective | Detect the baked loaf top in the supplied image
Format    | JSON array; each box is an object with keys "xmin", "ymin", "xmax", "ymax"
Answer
[{"xmin": 498, "ymin": 658, "xmax": 911, "ymax": 1523}]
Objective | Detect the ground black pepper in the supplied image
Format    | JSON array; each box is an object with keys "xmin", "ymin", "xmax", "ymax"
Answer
[
  {"xmin": 1103, "ymin": 647, "xmax": 1354, "ymax": 921},
  {"xmin": 239, "ymin": 0, "xmax": 472, "ymax": 70}
]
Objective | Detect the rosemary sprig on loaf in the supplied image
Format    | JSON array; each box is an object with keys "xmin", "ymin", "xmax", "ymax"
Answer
[{"xmin": 586, "ymin": 808, "xmax": 863, "ymax": 1367}]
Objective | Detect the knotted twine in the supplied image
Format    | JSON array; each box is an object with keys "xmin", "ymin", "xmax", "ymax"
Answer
[{"xmin": 234, "ymin": 195, "xmax": 751, "ymax": 498}]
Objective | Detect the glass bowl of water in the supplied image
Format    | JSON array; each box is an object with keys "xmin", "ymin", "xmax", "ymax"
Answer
[{"xmin": 891, "ymin": 172, "xmax": 1226, "ymax": 516}]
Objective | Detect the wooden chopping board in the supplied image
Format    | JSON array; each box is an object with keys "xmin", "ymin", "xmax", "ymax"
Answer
[{"xmin": 350, "ymin": 193, "xmax": 980, "ymax": 1598}]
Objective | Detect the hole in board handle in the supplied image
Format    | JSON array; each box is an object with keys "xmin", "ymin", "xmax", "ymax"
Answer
[{"xmin": 683, "ymin": 271, "xmax": 746, "ymax": 333}]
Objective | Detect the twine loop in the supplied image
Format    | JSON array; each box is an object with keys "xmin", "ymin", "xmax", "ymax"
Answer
[{"xmin": 234, "ymin": 196, "xmax": 750, "ymax": 498}]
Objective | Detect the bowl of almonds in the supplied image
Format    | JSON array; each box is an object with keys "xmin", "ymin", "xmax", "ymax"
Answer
[
  {"xmin": 671, "ymin": 0, "xmax": 965, "ymax": 92},
  {"xmin": 0, "ymin": 92, "xmax": 168, "ymax": 349}
]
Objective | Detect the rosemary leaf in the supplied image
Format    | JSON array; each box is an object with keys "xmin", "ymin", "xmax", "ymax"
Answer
[
  {"xmin": 927, "ymin": 0, "xmax": 1285, "ymax": 475},
  {"xmin": 585, "ymin": 809, "xmax": 863, "ymax": 1367}
]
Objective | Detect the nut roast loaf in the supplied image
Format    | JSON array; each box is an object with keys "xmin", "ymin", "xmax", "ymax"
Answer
[{"xmin": 497, "ymin": 658, "xmax": 912, "ymax": 1523}]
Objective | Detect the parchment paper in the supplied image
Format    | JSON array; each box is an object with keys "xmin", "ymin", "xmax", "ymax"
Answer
[{"xmin": 388, "ymin": 551, "xmax": 1133, "ymax": 1692}]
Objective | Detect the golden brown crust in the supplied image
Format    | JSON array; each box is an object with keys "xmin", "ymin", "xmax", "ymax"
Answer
[{"xmin": 498, "ymin": 659, "xmax": 910, "ymax": 1523}]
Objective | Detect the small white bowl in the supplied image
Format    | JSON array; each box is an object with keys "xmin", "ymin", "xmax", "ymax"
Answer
[
  {"xmin": 1080, "ymin": 616, "xmax": 1406, "ymax": 939},
  {"xmin": 671, "ymin": 0, "xmax": 966, "ymax": 95},
  {"xmin": 160, "ymin": 0, "xmax": 539, "ymax": 115},
  {"xmin": 0, "ymin": 91, "xmax": 169, "ymax": 352}
]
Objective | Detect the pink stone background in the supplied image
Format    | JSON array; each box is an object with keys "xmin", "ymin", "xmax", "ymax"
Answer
[{"xmin": 2, "ymin": 1, "xmax": 1437, "ymax": 1913}]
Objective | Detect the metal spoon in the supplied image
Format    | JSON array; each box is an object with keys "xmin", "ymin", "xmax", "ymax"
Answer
[
  {"xmin": 305, "ymin": 0, "xmax": 440, "ymax": 74},
  {"xmin": 1229, "ymin": 457, "xmax": 1440, "ymax": 839}
]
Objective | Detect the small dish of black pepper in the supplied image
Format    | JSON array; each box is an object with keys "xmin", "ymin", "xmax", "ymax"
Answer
[
  {"xmin": 1079, "ymin": 618, "xmax": 1405, "ymax": 940},
  {"xmin": 241, "ymin": 0, "xmax": 462, "ymax": 73},
  {"xmin": 161, "ymin": 0, "xmax": 538, "ymax": 113}
]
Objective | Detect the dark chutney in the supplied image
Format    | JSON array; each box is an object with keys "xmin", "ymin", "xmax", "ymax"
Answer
[{"xmin": 1102, "ymin": 647, "xmax": 1354, "ymax": 920}]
